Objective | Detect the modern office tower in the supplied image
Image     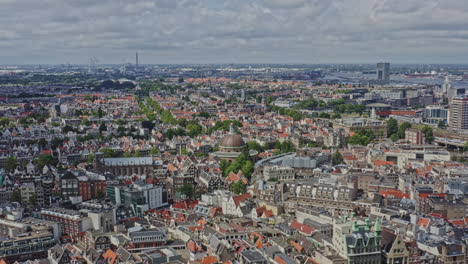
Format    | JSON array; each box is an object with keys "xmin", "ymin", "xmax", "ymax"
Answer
[
  {"xmin": 442, "ymin": 76, "xmax": 452, "ymax": 96},
  {"xmin": 424, "ymin": 105, "xmax": 449, "ymax": 125},
  {"xmin": 376, "ymin": 62, "xmax": 390, "ymax": 83},
  {"xmin": 449, "ymin": 95, "xmax": 468, "ymax": 130}
]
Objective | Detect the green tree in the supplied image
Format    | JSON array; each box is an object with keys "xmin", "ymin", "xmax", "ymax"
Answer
[
  {"xmin": 50, "ymin": 137, "xmax": 64, "ymax": 149},
  {"xmin": 179, "ymin": 184, "xmax": 194, "ymax": 200},
  {"xmin": 231, "ymin": 180, "xmax": 247, "ymax": 195},
  {"xmin": 348, "ymin": 129, "xmax": 374, "ymax": 145},
  {"xmin": 87, "ymin": 154, "xmax": 95, "ymax": 164},
  {"xmin": 5, "ymin": 157, "xmax": 18, "ymax": 172},
  {"xmin": 0, "ymin": 117, "xmax": 11, "ymax": 127},
  {"xmin": 331, "ymin": 113, "xmax": 342, "ymax": 119},
  {"xmin": 280, "ymin": 140, "xmax": 296, "ymax": 153},
  {"xmin": 332, "ymin": 151, "xmax": 344, "ymax": 165},
  {"xmin": 220, "ymin": 159, "xmax": 228, "ymax": 173},
  {"xmin": 274, "ymin": 140, "xmax": 282, "ymax": 150},
  {"xmin": 397, "ymin": 122, "xmax": 412, "ymax": 139},
  {"xmin": 241, "ymin": 160, "xmax": 254, "ymax": 179},
  {"xmin": 437, "ymin": 121, "xmax": 446, "ymax": 129},
  {"xmin": 99, "ymin": 123, "xmax": 107, "ymax": 132},
  {"xmin": 81, "ymin": 119, "xmax": 91, "ymax": 126},
  {"xmin": 266, "ymin": 96, "xmax": 274, "ymax": 105},
  {"xmin": 198, "ymin": 112, "xmax": 211, "ymax": 118},
  {"xmin": 97, "ymin": 107, "xmax": 104, "ymax": 118},
  {"xmin": 187, "ymin": 123, "xmax": 202, "ymax": 137},
  {"xmin": 387, "ymin": 118, "xmax": 398, "ymax": 137},
  {"xmin": 319, "ymin": 112, "xmax": 331, "ymax": 119},
  {"xmin": 35, "ymin": 154, "xmax": 58, "ymax": 170},
  {"xmin": 247, "ymin": 141, "xmax": 265, "ymax": 152},
  {"xmin": 181, "ymin": 148, "xmax": 188, "ymax": 155},
  {"xmin": 38, "ymin": 138, "xmax": 47, "ymax": 148},
  {"xmin": 422, "ymin": 125, "xmax": 434, "ymax": 144},
  {"xmin": 62, "ymin": 125, "xmax": 74, "ymax": 133},
  {"xmin": 101, "ymin": 148, "xmax": 117, "ymax": 158},
  {"xmin": 150, "ymin": 147, "xmax": 160, "ymax": 155},
  {"xmin": 10, "ymin": 190, "xmax": 21, "ymax": 203}
]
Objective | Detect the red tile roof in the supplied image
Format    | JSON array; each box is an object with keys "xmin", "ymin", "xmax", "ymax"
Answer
[
  {"xmin": 232, "ymin": 193, "xmax": 252, "ymax": 207},
  {"xmin": 290, "ymin": 218, "xmax": 315, "ymax": 235},
  {"xmin": 256, "ymin": 206, "xmax": 266, "ymax": 216},
  {"xmin": 374, "ymin": 160, "xmax": 395, "ymax": 166},
  {"xmin": 173, "ymin": 200, "xmax": 199, "ymax": 210},
  {"xmin": 201, "ymin": 256, "xmax": 218, "ymax": 264},
  {"xmin": 417, "ymin": 218, "xmax": 430, "ymax": 229},
  {"xmin": 187, "ymin": 240, "xmax": 202, "ymax": 253},
  {"xmin": 449, "ymin": 220, "xmax": 465, "ymax": 226},
  {"xmin": 103, "ymin": 249, "xmax": 118, "ymax": 264},
  {"xmin": 419, "ymin": 193, "xmax": 445, "ymax": 198},
  {"xmin": 188, "ymin": 226, "xmax": 204, "ymax": 232},
  {"xmin": 226, "ymin": 171, "xmax": 244, "ymax": 183},
  {"xmin": 263, "ymin": 210, "xmax": 273, "ymax": 218},
  {"xmin": 379, "ymin": 190, "xmax": 410, "ymax": 199}
]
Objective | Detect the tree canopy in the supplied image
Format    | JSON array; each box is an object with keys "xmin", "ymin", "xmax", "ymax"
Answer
[
  {"xmin": 231, "ymin": 180, "xmax": 247, "ymax": 195},
  {"xmin": 332, "ymin": 151, "xmax": 344, "ymax": 165}
]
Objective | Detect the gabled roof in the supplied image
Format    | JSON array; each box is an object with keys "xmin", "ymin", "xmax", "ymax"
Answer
[
  {"xmin": 102, "ymin": 249, "xmax": 117, "ymax": 264},
  {"xmin": 187, "ymin": 240, "xmax": 203, "ymax": 253},
  {"xmin": 290, "ymin": 219, "xmax": 315, "ymax": 236},
  {"xmin": 232, "ymin": 193, "xmax": 252, "ymax": 207},
  {"xmin": 173, "ymin": 199, "xmax": 199, "ymax": 210},
  {"xmin": 225, "ymin": 171, "xmax": 244, "ymax": 183}
]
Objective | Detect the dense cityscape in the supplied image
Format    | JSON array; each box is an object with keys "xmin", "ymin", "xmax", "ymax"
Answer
[
  {"xmin": 0, "ymin": 60, "xmax": 467, "ymax": 264},
  {"xmin": 2, "ymin": 0, "xmax": 468, "ymax": 263}
]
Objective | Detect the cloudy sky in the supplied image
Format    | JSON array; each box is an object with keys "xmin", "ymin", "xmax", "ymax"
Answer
[{"xmin": 1, "ymin": 0, "xmax": 467, "ymax": 64}]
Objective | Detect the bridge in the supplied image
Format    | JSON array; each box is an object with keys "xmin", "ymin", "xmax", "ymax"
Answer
[
  {"xmin": 434, "ymin": 137, "xmax": 466, "ymax": 148},
  {"xmin": 433, "ymin": 129, "xmax": 467, "ymax": 149}
]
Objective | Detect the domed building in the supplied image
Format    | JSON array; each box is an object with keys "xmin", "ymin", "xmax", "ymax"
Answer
[{"xmin": 211, "ymin": 124, "xmax": 248, "ymax": 162}]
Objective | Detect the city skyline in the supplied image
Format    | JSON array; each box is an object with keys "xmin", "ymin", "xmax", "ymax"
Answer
[{"xmin": 1, "ymin": 0, "xmax": 468, "ymax": 64}]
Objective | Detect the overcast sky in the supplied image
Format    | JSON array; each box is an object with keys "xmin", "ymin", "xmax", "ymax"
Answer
[{"xmin": 1, "ymin": 0, "xmax": 467, "ymax": 64}]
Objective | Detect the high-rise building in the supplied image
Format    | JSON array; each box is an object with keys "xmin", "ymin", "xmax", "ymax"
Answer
[
  {"xmin": 136, "ymin": 52, "xmax": 139, "ymax": 68},
  {"xmin": 442, "ymin": 76, "xmax": 452, "ymax": 97},
  {"xmin": 376, "ymin": 62, "xmax": 390, "ymax": 83},
  {"xmin": 449, "ymin": 95, "xmax": 468, "ymax": 130},
  {"xmin": 424, "ymin": 105, "xmax": 449, "ymax": 125}
]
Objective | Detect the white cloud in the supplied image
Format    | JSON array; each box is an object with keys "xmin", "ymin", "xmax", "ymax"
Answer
[{"xmin": 0, "ymin": 0, "xmax": 467, "ymax": 64}]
